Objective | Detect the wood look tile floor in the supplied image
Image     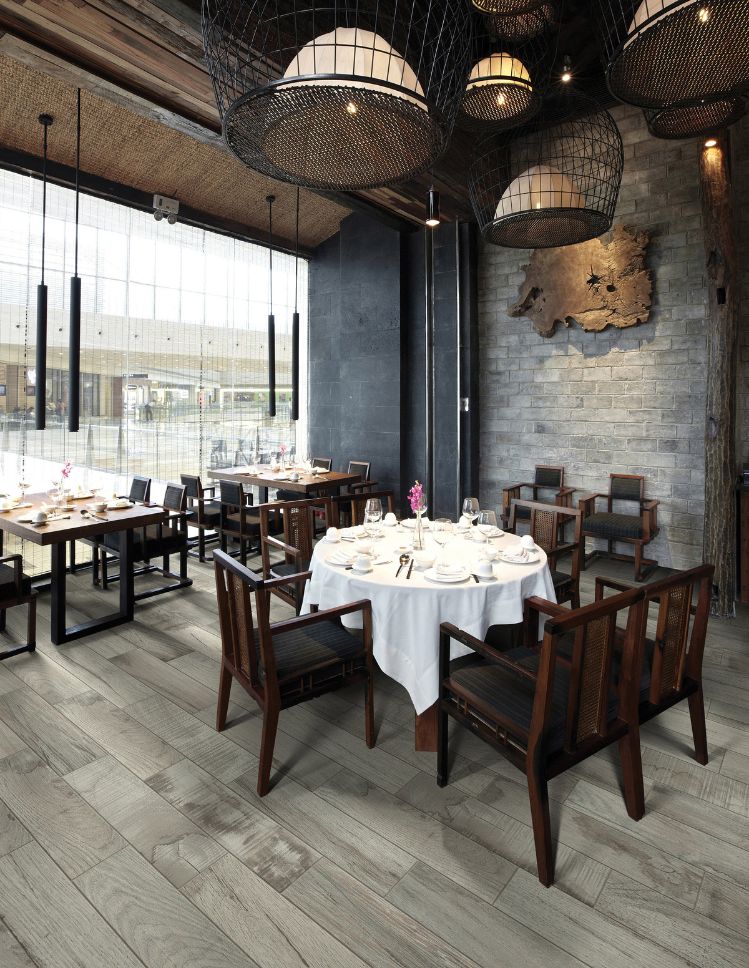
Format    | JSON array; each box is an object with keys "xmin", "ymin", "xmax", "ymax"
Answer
[{"xmin": 0, "ymin": 552, "xmax": 748, "ymax": 968}]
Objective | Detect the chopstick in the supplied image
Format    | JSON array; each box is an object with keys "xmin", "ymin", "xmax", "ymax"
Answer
[{"xmin": 406, "ymin": 559, "xmax": 414, "ymax": 580}]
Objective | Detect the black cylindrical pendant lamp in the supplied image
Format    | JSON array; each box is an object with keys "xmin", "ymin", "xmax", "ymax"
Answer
[
  {"xmin": 35, "ymin": 113, "xmax": 53, "ymax": 431},
  {"xmin": 266, "ymin": 194, "xmax": 276, "ymax": 418},
  {"xmin": 291, "ymin": 188, "xmax": 300, "ymax": 422},
  {"xmin": 426, "ymin": 188, "xmax": 440, "ymax": 227},
  {"xmin": 69, "ymin": 89, "xmax": 82, "ymax": 432}
]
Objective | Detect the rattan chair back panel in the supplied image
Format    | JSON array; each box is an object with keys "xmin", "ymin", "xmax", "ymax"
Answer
[
  {"xmin": 568, "ymin": 613, "xmax": 616, "ymax": 748},
  {"xmin": 215, "ymin": 554, "xmax": 268, "ymax": 689},
  {"xmin": 343, "ymin": 490, "xmax": 396, "ymax": 527},
  {"xmin": 283, "ymin": 502, "xmax": 316, "ymax": 564},
  {"xmin": 610, "ymin": 473, "xmax": 644, "ymax": 502},
  {"xmin": 530, "ymin": 506, "xmax": 556, "ymax": 552}
]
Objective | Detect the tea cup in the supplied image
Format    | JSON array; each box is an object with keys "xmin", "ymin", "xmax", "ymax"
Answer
[
  {"xmin": 32, "ymin": 510, "xmax": 48, "ymax": 525},
  {"xmin": 289, "ymin": 472, "xmax": 300, "ymax": 482},
  {"xmin": 92, "ymin": 500, "xmax": 107, "ymax": 512},
  {"xmin": 483, "ymin": 545, "xmax": 499, "ymax": 560},
  {"xmin": 475, "ymin": 559, "xmax": 493, "ymax": 579},
  {"xmin": 354, "ymin": 554, "xmax": 372, "ymax": 573},
  {"xmin": 412, "ymin": 550, "xmax": 435, "ymax": 570},
  {"xmin": 383, "ymin": 512, "xmax": 397, "ymax": 526},
  {"xmin": 520, "ymin": 534, "xmax": 536, "ymax": 551},
  {"xmin": 326, "ymin": 527, "xmax": 340, "ymax": 543}
]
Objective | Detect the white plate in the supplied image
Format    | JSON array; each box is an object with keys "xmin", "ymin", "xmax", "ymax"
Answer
[
  {"xmin": 423, "ymin": 567, "xmax": 470, "ymax": 584},
  {"xmin": 107, "ymin": 501, "xmax": 134, "ymax": 510},
  {"xmin": 477, "ymin": 527, "xmax": 504, "ymax": 538},
  {"xmin": 498, "ymin": 550, "xmax": 540, "ymax": 565},
  {"xmin": 401, "ymin": 518, "xmax": 430, "ymax": 530},
  {"xmin": 0, "ymin": 502, "xmax": 31, "ymax": 512},
  {"xmin": 71, "ymin": 493, "xmax": 93, "ymax": 500}
]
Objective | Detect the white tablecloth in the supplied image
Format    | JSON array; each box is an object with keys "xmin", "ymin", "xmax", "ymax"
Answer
[{"xmin": 301, "ymin": 524, "xmax": 556, "ymax": 714}]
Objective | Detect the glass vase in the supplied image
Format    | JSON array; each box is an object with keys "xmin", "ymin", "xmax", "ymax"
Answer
[{"xmin": 414, "ymin": 510, "xmax": 424, "ymax": 550}]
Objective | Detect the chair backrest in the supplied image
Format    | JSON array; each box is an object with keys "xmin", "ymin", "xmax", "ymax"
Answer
[
  {"xmin": 163, "ymin": 483, "xmax": 186, "ymax": 512},
  {"xmin": 219, "ymin": 480, "xmax": 243, "ymax": 508},
  {"xmin": 339, "ymin": 489, "xmax": 396, "ymax": 527},
  {"xmin": 508, "ymin": 499, "xmax": 580, "ymax": 555},
  {"xmin": 347, "ymin": 460, "xmax": 371, "ymax": 481},
  {"xmin": 180, "ymin": 474, "xmax": 202, "ymax": 499},
  {"xmin": 311, "ymin": 456, "xmax": 332, "ymax": 470},
  {"xmin": 639, "ymin": 564, "xmax": 714, "ymax": 705},
  {"xmin": 213, "ymin": 550, "xmax": 274, "ymax": 693},
  {"xmin": 610, "ymin": 474, "xmax": 644, "ymax": 503},
  {"xmin": 533, "ymin": 586, "xmax": 645, "ymax": 758},
  {"xmin": 129, "ymin": 476, "xmax": 151, "ymax": 503},
  {"xmin": 259, "ymin": 497, "xmax": 332, "ymax": 566},
  {"xmin": 534, "ymin": 465, "xmax": 564, "ymax": 489}
]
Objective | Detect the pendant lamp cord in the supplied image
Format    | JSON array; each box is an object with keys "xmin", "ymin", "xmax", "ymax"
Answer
[
  {"xmin": 41, "ymin": 122, "xmax": 48, "ymax": 284},
  {"xmin": 74, "ymin": 89, "xmax": 80, "ymax": 278},
  {"xmin": 294, "ymin": 187, "xmax": 299, "ymax": 314}
]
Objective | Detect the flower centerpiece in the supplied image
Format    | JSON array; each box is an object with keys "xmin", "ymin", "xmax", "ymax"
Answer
[
  {"xmin": 279, "ymin": 442, "xmax": 288, "ymax": 469},
  {"xmin": 408, "ymin": 479, "xmax": 427, "ymax": 550},
  {"xmin": 51, "ymin": 459, "xmax": 73, "ymax": 506}
]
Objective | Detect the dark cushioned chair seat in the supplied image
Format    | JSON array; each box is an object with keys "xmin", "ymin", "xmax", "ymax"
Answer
[
  {"xmin": 550, "ymin": 569, "xmax": 571, "ymax": 591},
  {"xmin": 102, "ymin": 525, "xmax": 186, "ymax": 558},
  {"xmin": 222, "ymin": 512, "xmax": 260, "ymax": 536},
  {"xmin": 200, "ymin": 500, "xmax": 222, "ymax": 525},
  {"xmin": 0, "ymin": 563, "xmax": 31, "ymax": 598},
  {"xmin": 260, "ymin": 621, "xmax": 366, "ymax": 690},
  {"xmin": 583, "ymin": 512, "xmax": 643, "ymax": 540},
  {"xmin": 270, "ymin": 560, "xmax": 309, "ymax": 582}
]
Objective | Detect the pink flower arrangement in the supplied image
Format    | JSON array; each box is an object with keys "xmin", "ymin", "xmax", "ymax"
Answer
[
  {"xmin": 408, "ymin": 480, "xmax": 426, "ymax": 515},
  {"xmin": 279, "ymin": 443, "xmax": 287, "ymax": 456},
  {"xmin": 61, "ymin": 459, "xmax": 72, "ymax": 480}
]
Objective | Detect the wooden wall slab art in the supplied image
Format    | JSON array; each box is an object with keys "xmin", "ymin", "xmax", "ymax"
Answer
[{"xmin": 508, "ymin": 225, "xmax": 652, "ymax": 337}]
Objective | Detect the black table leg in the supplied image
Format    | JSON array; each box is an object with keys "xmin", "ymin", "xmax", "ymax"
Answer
[
  {"xmin": 50, "ymin": 543, "xmax": 67, "ymax": 645},
  {"xmin": 119, "ymin": 529, "xmax": 134, "ymax": 622}
]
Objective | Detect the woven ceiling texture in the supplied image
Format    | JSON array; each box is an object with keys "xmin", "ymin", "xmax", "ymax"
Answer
[{"xmin": 0, "ymin": 55, "xmax": 350, "ymax": 248}]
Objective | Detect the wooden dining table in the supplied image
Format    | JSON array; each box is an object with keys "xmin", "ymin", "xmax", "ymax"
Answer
[
  {"xmin": 207, "ymin": 465, "xmax": 362, "ymax": 503},
  {"xmin": 0, "ymin": 493, "xmax": 166, "ymax": 645}
]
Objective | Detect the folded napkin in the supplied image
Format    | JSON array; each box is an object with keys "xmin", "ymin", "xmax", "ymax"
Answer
[
  {"xmin": 328, "ymin": 549, "xmax": 356, "ymax": 565},
  {"xmin": 435, "ymin": 561, "xmax": 464, "ymax": 577},
  {"xmin": 504, "ymin": 544, "xmax": 533, "ymax": 561}
]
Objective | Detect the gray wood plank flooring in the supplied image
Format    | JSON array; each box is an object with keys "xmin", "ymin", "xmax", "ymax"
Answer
[{"xmin": 0, "ymin": 554, "xmax": 747, "ymax": 967}]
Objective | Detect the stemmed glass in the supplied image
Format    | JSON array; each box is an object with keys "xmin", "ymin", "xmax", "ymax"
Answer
[
  {"xmin": 462, "ymin": 497, "xmax": 480, "ymax": 528},
  {"xmin": 477, "ymin": 509, "xmax": 498, "ymax": 537},
  {"xmin": 432, "ymin": 518, "xmax": 452, "ymax": 550},
  {"xmin": 364, "ymin": 497, "xmax": 382, "ymax": 539}
]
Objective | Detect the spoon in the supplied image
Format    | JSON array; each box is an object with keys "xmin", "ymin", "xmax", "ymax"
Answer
[{"xmin": 396, "ymin": 553, "xmax": 410, "ymax": 578}]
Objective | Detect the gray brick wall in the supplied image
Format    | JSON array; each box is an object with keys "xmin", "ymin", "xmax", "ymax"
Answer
[{"xmin": 477, "ymin": 103, "xmax": 743, "ymax": 570}]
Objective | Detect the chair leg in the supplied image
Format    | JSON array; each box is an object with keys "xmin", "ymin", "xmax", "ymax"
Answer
[
  {"xmin": 257, "ymin": 706, "xmax": 279, "ymax": 797},
  {"xmin": 364, "ymin": 666, "xmax": 375, "ymax": 749},
  {"xmin": 216, "ymin": 664, "xmax": 232, "ymax": 731},
  {"xmin": 101, "ymin": 552, "xmax": 109, "ymax": 590},
  {"xmin": 618, "ymin": 727, "xmax": 645, "ymax": 821},
  {"xmin": 688, "ymin": 686, "xmax": 709, "ymax": 765},
  {"xmin": 580, "ymin": 535, "xmax": 587, "ymax": 571},
  {"xmin": 180, "ymin": 549, "xmax": 188, "ymax": 581},
  {"xmin": 0, "ymin": 610, "xmax": 6, "ymax": 633},
  {"xmin": 437, "ymin": 705, "xmax": 449, "ymax": 787},
  {"xmin": 92, "ymin": 546, "xmax": 100, "ymax": 586},
  {"xmin": 634, "ymin": 543, "xmax": 644, "ymax": 582},
  {"xmin": 527, "ymin": 763, "xmax": 553, "ymax": 886},
  {"xmin": 27, "ymin": 597, "xmax": 36, "ymax": 652},
  {"xmin": 198, "ymin": 530, "xmax": 206, "ymax": 563}
]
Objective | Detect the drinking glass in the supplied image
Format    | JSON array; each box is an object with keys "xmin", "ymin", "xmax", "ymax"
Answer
[
  {"xmin": 477, "ymin": 509, "xmax": 498, "ymax": 537},
  {"xmin": 462, "ymin": 497, "xmax": 480, "ymax": 527},
  {"xmin": 433, "ymin": 518, "xmax": 452, "ymax": 549},
  {"xmin": 364, "ymin": 497, "xmax": 382, "ymax": 538}
]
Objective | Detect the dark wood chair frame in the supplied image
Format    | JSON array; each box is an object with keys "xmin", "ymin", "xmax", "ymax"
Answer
[
  {"xmin": 217, "ymin": 479, "xmax": 260, "ymax": 566},
  {"xmin": 259, "ymin": 497, "xmax": 334, "ymax": 614},
  {"xmin": 501, "ymin": 465, "xmax": 575, "ymax": 529},
  {"xmin": 214, "ymin": 549, "xmax": 375, "ymax": 796},
  {"xmin": 332, "ymin": 489, "xmax": 395, "ymax": 528},
  {"xmin": 579, "ymin": 473, "xmax": 660, "ymax": 581},
  {"xmin": 180, "ymin": 473, "xmax": 220, "ymax": 563},
  {"xmin": 97, "ymin": 483, "xmax": 193, "ymax": 600},
  {"xmin": 0, "ymin": 554, "xmax": 37, "ymax": 659},
  {"xmin": 438, "ymin": 586, "xmax": 647, "ymax": 886},
  {"xmin": 508, "ymin": 499, "xmax": 583, "ymax": 608},
  {"xmin": 595, "ymin": 563, "xmax": 714, "ymax": 764},
  {"xmin": 90, "ymin": 476, "xmax": 153, "ymax": 585}
]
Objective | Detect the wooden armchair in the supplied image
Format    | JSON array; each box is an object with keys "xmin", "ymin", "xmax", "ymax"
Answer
[
  {"xmin": 507, "ymin": 499, "xmax": 582, "ymax": 608},
  {"xmin": 0, "ymin": 554, "xmax": 36, "ymax": 659},
  {"xmin": 501, "ymin": 465, "xmax": 574, "ymax": 529},
  {"xmin": 333, "ymin": 489, "xmax": 395, "ymax": 528},
  {"xmin": 579, "ymin": 473, "xmax": 660, "ymax": 581},
  {"xmin": 438, "ymin": 585, "xmax": 646, "ymax": 886},
  {"xmin": 260, "ymin": 497, "xmax": 333, "ymax": 614},
  {"xmin": 180, "ymin": 474, "xmax": 221, "ymax": 562},
  {"xmin": 595, "ymin": 563, "xmax": 714, "ymax": 764},
  {"xmin": 217, "ymin": 480, "xmax": 261, "ymax": 566},
  {"xmin": 99, "ymin": 483, "xmax": 193, "ymax": 599},
  {"xmin": 213, "ymin": 550, "xmax": 375, "ymax": 796},
  {"xmin": 90, "ymin": 475, "xmax": 152, "ymax": 586}
]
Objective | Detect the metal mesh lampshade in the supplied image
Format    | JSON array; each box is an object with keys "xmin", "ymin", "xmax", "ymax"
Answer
[
  {"xmin": 471, "ymin": 0, "xmax": 545, "ymax": 13},
  {"xmin": 462, "ymin": 52, "xmax": 539, "ymax": 127},
  {"xmin": 644, "ymin": 96, "xmax": 747, "ymax": 137},
  {"xmin": 597, "ymin": 0, "xmax": 749, "ymax": 111},
  {"xmin": 202, "ymin": 1, "xmax": 472, "ymax": 190},
  {"xmin": 469, "ymin": 97, "xmax": 623, "ymax": 248},
  {"xmin": 487, "ymin": 3, "xmax": 555, "ymax": 41}
]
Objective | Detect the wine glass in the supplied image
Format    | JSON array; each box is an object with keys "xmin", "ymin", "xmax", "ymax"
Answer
[
  {"xmin": 477, "ymin": 509, "xmax": 497, "ymax": 538},
  {"xmin": 462, "ymin": 497, "xmax": 480, "ymax": 528},
  {"xmin": 364, "ymin": 497, "xmax": 382, "ymax": 539},
  {"xmin": 433, "ymin": 518, "xmax": 452, "ymax": 549}
]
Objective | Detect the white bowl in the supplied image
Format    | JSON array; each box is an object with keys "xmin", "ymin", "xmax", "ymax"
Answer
[{"xmin": 412, "ymin": 550, "xmax": 435, "ymax": 569}]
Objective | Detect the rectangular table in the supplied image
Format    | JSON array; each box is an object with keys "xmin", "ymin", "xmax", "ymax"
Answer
[
  {"xmin": 0, "ymin": 494, "xmax": 166, "ymax": 645},
  {"xmin": 208, "ymin": 466, "xmax": 361, "ymax": 504}
]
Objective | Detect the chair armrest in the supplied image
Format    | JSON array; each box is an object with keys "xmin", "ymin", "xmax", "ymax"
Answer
[
  {"xmin": 579, "ymin": 493, "xmax": 604, "ymax": 517},
  {"xmin": 594, "ymin": 575, "xmax": 637, "ymax": 601},
  {"xmin": 642, "ymin": 499, "xmax": 659, "ymax": 510},
  {"xmin": 524, "ymin": 596, "xmax": 569, "ymax": 620},
  {"xmin": 349, "ymin": 480, "xmax": 378, "ymax": 492},
  {"xmin": 271, "ymin": 598, "xmax": 371, "ymax": 635},
  {"xmin": 440, "ymin": 622, "xmax": 537, "ymax": 682},
  {"xmin": 202, "ymin": 485, "xmax": 217, "ymax": 497},
  {"xmin": 262, "ymin": 570, "xmax": 313, "ymax": 591},
  {"xmin": 0, "ymin": 554, "xmax": 22, "ymax": 596},
  {"xmin": 557, "ymin": 486, "xmax": 576, "ymax": 497},
  {"xmin": 262, "ymin": 534, "xmax": 301, "ymax": 558}
]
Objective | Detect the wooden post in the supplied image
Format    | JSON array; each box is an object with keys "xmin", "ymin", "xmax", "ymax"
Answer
[{"xmin": 699, "ymin": 137, "xmax": 738, "ymax": 618}]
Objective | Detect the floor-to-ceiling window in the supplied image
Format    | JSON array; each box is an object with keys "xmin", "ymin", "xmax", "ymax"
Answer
[{"xmin": 0, "ymin": 167, "xmax": 308, "ymax": 504}]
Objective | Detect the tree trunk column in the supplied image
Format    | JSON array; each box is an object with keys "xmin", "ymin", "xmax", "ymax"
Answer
[{"xmin": 699, "ymin": 138, "xmax": 738, "ymax": 618}]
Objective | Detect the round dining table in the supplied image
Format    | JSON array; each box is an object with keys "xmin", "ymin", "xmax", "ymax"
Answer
[{"xmin": 301, "ymin": 521, "xmax": 556, "ymax": 750}]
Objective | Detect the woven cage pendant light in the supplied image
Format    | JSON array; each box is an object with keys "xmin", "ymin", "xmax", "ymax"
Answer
[
  {"xmin": 469, "ymin": 92, "xmax": 623, "ymax": 248},
  {"xmin": 644, "ymin": 96, "xmax": 747, "ymax": 138},
  {"xmin": 201, "ymin": 0, "xmax": 472, "ymax": 190},
  {"xmin": 462, "ymin": 51, "xmax": 538, "ymax": 127},
  {"xmin": 35, "ymin": 113, "xmax": 53, "ymax": 431},
  {"xmin": 596, "ymin": 0, "xmax": 749, "ymax": 113},
  {"xmin": 487, "ymin": 3, "xmax": 556, "ymax": 42}
]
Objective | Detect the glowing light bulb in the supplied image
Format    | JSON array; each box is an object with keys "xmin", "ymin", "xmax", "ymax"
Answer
[
  {"xmin": 704, "ymin": 137, "xmax": 717, "ymax": 147},
  {"xmin": 496, "ymin": 91, "xmax": 507, "ymax": 107},
  {"xmin": 346, "ymin": 101, "xmax": 358, "ymax": 115},
  {"xmin": 698, "ymin": 7, "xmax": 710, "ymax": 23},
  {"xmin": 561, "ymin": 71, "xmax": 572, "ymax": 83}
]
